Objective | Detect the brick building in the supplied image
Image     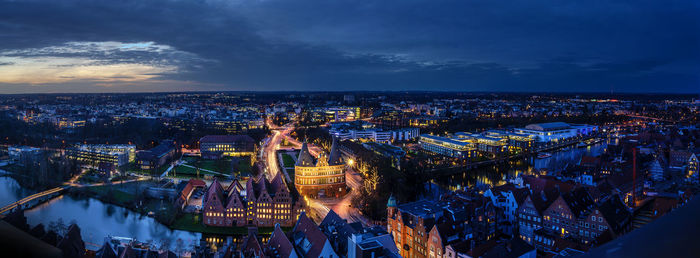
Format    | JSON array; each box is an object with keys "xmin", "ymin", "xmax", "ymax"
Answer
[
  {"xmin": 199, "ymin": 135, "xmax": 257, "ymax": 161},
  {"xmin": 294, "ymin": 138, "xmax": 347, "ymax": 198},
  {"xmin": 202, "ymin": 173, "xmax": 304, "ymax": 228},
  {"xmin": 387, "ymin": 190, "xmax": 498, "ymax": 258}
]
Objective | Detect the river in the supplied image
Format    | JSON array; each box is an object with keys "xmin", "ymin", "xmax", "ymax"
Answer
[
  {"xmin": 434, "ymin": 140, "xmax": 611, "ymax": 191},
  {"xmin": 0, "ymin": 175, "xmax": 201, "ymax": 251},
  {"xmin": 0, "ymin": 140, "xmax": 609, "ymax": 251}
]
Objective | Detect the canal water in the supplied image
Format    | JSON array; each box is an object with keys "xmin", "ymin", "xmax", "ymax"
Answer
[
  {"xmin": 434, "ymin": 141, "xmax": 610, "ymax": 191},
  {"xmin": 0, "ymin": 175, "xmax": 201, "ymax": 250}
]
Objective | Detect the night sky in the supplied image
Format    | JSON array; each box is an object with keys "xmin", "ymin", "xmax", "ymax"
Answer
[{"xmin": 0, "ymin": 0, "xmax": 698, "ymax": 93}]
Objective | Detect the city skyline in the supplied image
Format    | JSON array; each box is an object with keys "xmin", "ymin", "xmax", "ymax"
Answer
[{"xmin": 1, "ymin": 0, "xmax": 699, "ymax": 94}]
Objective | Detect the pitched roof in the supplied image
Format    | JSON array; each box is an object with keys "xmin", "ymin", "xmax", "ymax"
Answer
[
  {"xmin": 327, "ymin": 137, "xmax": 343, "ymax": 166},
  {"xmin": 226, "ymin": 178, "xmax": 244, "ymax": 194},
  {"xmin": 291, "ymin": 212, "xmax": 331, "ymax": 258},
  {"xmin": 524, "ymin": 175, "xmax": 575, "ymax": 195},
  {"xmin": 491, "ymin": 183, "xmax": 529, "ymax": 206},
  {"xmin": 296, "ymin": 142, "xmax": 315, "ymax": 167},
  {"xmin": 597, "ymin": 195, "xmax": 632, "ymax": 235},
  {"xmin": 96, "ymin": 240, "xmax": 117, "ymax": 258},
  {"xmin": 57, "ymin": 224, "xmax": 85, "ymax": 258},
  {"xmin": 561, "ymin": 187, "xmax": 595, "ymax": 219},
  {"xmin": 203, "ymin": 178, "xmax": 225, "ymax": 210},
  {"xmin": 241, "ymin": 233, "xmax": 264, "ymax": 257},
  {"xmin": 267, "ymin": 224, "xmax": 296, "ymax": 258},
  {"xmin": 319, "ymin": 210, "xmax": 358, "ymax": 253}
]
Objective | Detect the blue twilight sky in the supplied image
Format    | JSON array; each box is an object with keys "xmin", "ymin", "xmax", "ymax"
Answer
[{"xmin": 0, "ymin": 0, "xmax": 698, "ymax": 93}]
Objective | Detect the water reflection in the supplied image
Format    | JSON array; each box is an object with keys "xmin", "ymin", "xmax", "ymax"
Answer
[
  {"xmin": 0, "ymin": 174, "xmax": 36, "ymax": 207},
  {"xmin": 23, "ymin": 194, "xmax": 201, "ymax": 250},
  {"xmin": 0, "ymin": 175, "xmax": 259, "ymax": 251},
  {"xmin": 435, "ymin": 142, "xmax": 608, "ymax": 190}
]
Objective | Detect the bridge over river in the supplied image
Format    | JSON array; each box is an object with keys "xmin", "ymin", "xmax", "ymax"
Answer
[{"xmin": 0, "ymin": 186, "xmax": 68, "ymax": 216}]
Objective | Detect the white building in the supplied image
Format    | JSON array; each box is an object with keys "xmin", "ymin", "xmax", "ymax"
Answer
[
  {"xmin": 329, "ymin": 127, "xmax": 419, "ymax": 143},
  {"xmin": 514, "ymin": 122, "xmax": 597, "ymax": 143},
  {"xmin": 483, "ymin": 184, "xmax": 529, "ymax": 227}
]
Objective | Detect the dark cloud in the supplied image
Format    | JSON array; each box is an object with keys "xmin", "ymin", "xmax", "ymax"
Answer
[{"xmin": 0, "ymin": 0, "xmax": 698, "ymax": 93}]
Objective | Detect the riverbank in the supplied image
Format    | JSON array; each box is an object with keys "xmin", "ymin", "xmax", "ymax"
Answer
[
  {"xmin": 72, "ymin": 182, "xmax": 287, "ymax": 237},
  {"xmin": 2, "ymin": 167, "xmax": 286, "ymax": 240}
]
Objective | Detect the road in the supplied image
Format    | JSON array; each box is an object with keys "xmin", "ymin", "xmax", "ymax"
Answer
[
  {"xmin": 262, "ymin": 121, "xmax": 294, "ymax": 182},
  {"xmin": 262, "ymin": 120, "xmax": 370, "ymax": 225},
  {"xmin": 313, "ymin": 167, "xmax": 370, "ymax": 226}
]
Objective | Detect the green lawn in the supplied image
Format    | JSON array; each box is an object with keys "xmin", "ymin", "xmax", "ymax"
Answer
[
  {"xmin": 177, "ymin": 156, "xmax": 252, "ymax": 178},
  {"xmin": 236, "ymin": 158, "xmax": 252, "ymax": 177},
  {"xmin": 171, "ymin": 165, "xmax": 218, "ymax": 177},
  {"xmin": 127, "ymin": 162, "xmax": 170, "ymax": 176},
  {"xmin": 170, "ymin": 213, "xmax": 283, "ymax": 234},
  {"xmin": 87, "ymin": 184, "xmax": 136, "ymax": 205},
  {"xmin": 281, "ymin": 153, "xmax": 295, "ymax": 168},
  {"xmin": 183, "ymin": 157, "xmax": 232, "ymax": 174}
]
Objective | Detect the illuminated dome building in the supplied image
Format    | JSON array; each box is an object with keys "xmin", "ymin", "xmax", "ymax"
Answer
[{"xmin": 294, "ymin": 138, "xmax": 347, "ymax": 198}]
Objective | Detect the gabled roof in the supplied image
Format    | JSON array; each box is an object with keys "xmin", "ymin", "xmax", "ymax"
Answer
[
  {"xmin": 96, "ymin": 240, "xmax": 117, "ymax": 258},
  {"xmin": 319, "ymin": 209, "xmax": 359, "ymax": 253},
  {"xmin": 291, "ymin": 212, "xmax": 331, "ymax": 258},
  {"xmin": 225, "ymin": 190, "xmax": 245, "ymax": 210},
  {"xmin": 530, "ymin": 187, "xmax": 562, "ymax": 214},
  {"xmin": 434, "ymin": 220, "xmax": 469, "ymax": 246},
  {"xmin": 241, "ymin": 233, "xmax": 264, "ymax": 257},
  {"xmin": 561, "ymin": 187, "xmax": 595, "ymax": 219},
  {"xmin": 203, "ymin": 178, "xmax": 225, "ymax": 210},
  {"xmin": 490, "ymin": 183, "xmax": 529, "ymax": 206},
  {"xmin": 267, "ymin": 224, "xmax": 296, "ymax": 258},
  {"xmin": 524, "ymin": 175, "xmax": 575, "ymax": 195},
  {"xmin": 57, "ymin": 224, "xmax": 85, "ymax": 258},
  {"xmin": 597, "ymin": 195, "xmax": 632, "ymax": 235},
  {"xmin": 226, "ymin": 178, "xmax": 244, "ymax": 194},
  {"xmin": 246, "ymin": 174, "xmax": 285, "ymax": 200},
  {"xmin": 269, "ymin": 173, "xmax": 288, "ymax": 195}
]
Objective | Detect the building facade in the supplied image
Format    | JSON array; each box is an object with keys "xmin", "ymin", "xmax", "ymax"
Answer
[
  {"xmin": 514, "ymin": 122, "xmax": 597, "ymax": 143},
  {"xmin": 202, "ymin": 174, "xmax": 304, "ymax": 228},
  {"xmin": 419, "ymin": 134, "xmax": 477, "ymax": 159},
  {"xmin": 199, "ymin": 135, "xmax": 257, "ymax": 161},
  {"xmin": 294, "ymin": 138, "xmax": 347, "ymax": 198},
  {"xmin": 66, "ymin": 144, "xmax": 135, "ymax": 167},
  {"xmin": 136, "ymin": 140, "xmax": 176, "ymax": 170}
]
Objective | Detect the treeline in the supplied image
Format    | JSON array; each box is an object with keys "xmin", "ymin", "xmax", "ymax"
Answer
[
  {"xmin": 344, "ymin": 140, "xmax": 429, "ymax": 220},
  {"xmin": 14, "ymin": 152, "xmax": 80, "ymax": 189},
  {"xmin": 0, "ymin": 115, "xmax": 270, "ymax": 150}
]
